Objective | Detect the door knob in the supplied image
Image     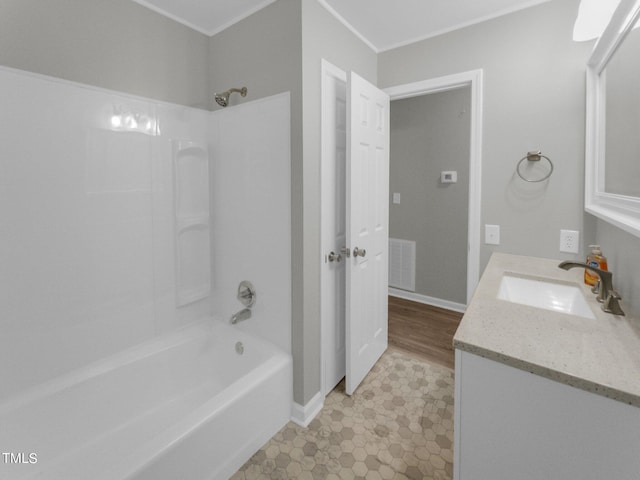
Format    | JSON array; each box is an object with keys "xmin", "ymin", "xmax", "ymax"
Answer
[
  {"xmin": 328, "ymin": 251, "xmax": 342, "ymax": 262},
  {"xmin": 353, "ymin": 247, "xmax": 366, "ymax": 257},
  {"xmin": 340, "ymin": 247, "xmax": 351, "ymax": 258}
]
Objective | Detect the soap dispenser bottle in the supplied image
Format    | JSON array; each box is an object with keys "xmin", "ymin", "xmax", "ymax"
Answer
[{"xmin": 584, "ymin": 244, "xmax": 608, "ymax": 286}]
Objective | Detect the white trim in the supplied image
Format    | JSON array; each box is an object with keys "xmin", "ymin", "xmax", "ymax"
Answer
[
  {"xmin": 205, "ymin": 0, "xmax": 279, "ymax": 37},
  {"xmin": 588, "ymin": 0, "xmax": 640, "ymax": 70},
  {"xmin": 0, "ymin": 65, "xmax": 209, "ymax": 111},
  {"xmin": 384, "ymin": 69, "xmax": 484, "ymax": 304},
  {"xmin": 131, "ymin": 0, "xmax": 278, "ymax": 37},
  {"xmin": 131, "ymin": 0, "xmax": 212, "ymax": 36},
  {"xmin": 585, "ymin": 0, "xmax": 640, "ymax": 239},
  {"xmin": 291, "ymin": 391, "xmax": 324, "ymax": 427},
  {"xmin": 389, "ymin": 288, "xmax": 466, "ymax": 314},
  {"xmin": 320, "ymin": 59, "xmax": 347, "ymax": 397},
  {"xmin": 317, "ymin": 0, "xmax": 551, "ymax": 53},
  {"xmin": 377, "ymin": 0, "xmax": 552, "ymax": 52},
  {"xmin": 453, "ymin": 349, "xmax": 463, "ymax": 480},
  {"xmin": 316, "ymin": 0, "xmax": 380, "ymax": 53},
  {"xmin": 384, "ymin": 70, "xmax": 479, "ymax": 99}
]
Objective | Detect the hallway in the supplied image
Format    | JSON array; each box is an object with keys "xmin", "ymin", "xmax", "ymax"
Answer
[{"xmin": 388, "ymin": 297, "xmax": 463, "ymax": 370}]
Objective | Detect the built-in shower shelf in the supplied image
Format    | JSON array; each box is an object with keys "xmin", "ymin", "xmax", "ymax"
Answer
[
  {"xmin": 174, "ymin": 141, "xmax": 209, "ymax": 219},
  {"xmin": 176, "ymin": 216, "xmax": 210, "ymax": 233},
  {"xmin": 175, "ymin": 143, "xmax": 206, "ymax": 156},
  {"xmin": 173, "ymin": 140, "xmax": 211, "ymax": 307},
  {"xmin": 176, "ymin": 284, "xmax": 211, "ymax": 307}
]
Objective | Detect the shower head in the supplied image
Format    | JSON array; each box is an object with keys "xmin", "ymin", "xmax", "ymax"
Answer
[{"xmin": 214, "ymin": 87, "xmax": 248, "ymax": 107}]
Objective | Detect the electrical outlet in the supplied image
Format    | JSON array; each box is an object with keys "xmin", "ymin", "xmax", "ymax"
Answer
[{"xmin": 560, "ymin": 229, "xmax": 580, "ymax": 253}]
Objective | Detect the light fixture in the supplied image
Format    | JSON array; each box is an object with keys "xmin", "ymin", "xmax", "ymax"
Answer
[
  {"xmin": 573, "ymin": 0, "xmax": 640, "ymax": 41},
  {"xmin": 573, "ymin": 0, "xmax": 621, "ymax": 41}
]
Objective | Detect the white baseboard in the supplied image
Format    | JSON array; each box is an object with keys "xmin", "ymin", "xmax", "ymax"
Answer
[
  {"xmin": 388, "ymin": 288, "xmax": 466, "ymax": 313},
  {"xmin": 291, "ymin": 391, "xmax": 324, "ymax": 427}
]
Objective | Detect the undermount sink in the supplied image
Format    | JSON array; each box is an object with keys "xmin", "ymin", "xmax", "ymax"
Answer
[{"xmin": 497, "ymin": 274, "xmax": 596, "ymax": 319}]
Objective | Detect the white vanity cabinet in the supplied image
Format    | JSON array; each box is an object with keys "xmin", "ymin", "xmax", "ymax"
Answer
[
  {"xmin": 453, "ymin": 350, "xmax": 640, "ymax": 480},
  {"xmin": 453, "ymin": 253, "xmax": 640, "ymax": 480}
]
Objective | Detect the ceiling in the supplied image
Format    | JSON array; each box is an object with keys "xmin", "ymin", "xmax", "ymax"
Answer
[{"xmin": 132, "ymin": 0, "xmax": 553, "ymax": 52}]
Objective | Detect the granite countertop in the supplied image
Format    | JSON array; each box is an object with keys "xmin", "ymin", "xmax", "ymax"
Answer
[{"xmin": 454, "ymin": 252, "xmax": 640, "ymax": 407}]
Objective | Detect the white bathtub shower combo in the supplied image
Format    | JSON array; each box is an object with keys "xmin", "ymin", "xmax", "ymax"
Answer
[
  {"xmin": 0, "ymin": 321, "xmax": 291, "ymax": 480},
  {"xmin": 0, "ymin": 67, "xmax": 292, "ymax": 479}
]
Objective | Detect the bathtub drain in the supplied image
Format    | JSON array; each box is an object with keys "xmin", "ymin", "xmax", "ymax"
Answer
[{"xmin": 235, "ymin": 341, "xmax": 244, "ymax": 355}]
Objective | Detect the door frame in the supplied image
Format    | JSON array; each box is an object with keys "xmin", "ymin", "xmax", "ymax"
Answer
[
  {"xmin": 320, "ymin": 65, "xmax": 484, "ymax": 397},
  {"xmin": 384, "ymin": 69, "xmax": 483, "ymax": 303},
  {"xmin": 320, "ymin": 59, "xmax": 347, "ymax": 396}
]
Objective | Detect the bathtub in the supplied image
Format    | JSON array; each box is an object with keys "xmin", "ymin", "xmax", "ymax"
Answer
[{"xmin": 0, "ymin": 318, "xmax": 292, "ymax": 480}]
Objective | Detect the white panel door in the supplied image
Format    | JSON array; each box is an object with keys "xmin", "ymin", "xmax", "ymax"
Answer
[{"xmin": 345, "ymin": 71, "xmax": 390, "ymax": 395}]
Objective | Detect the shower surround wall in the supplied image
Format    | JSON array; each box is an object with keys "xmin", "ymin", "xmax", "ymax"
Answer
[
  {"xmin": 0, "ymin": 66, "xmax": 209, "ymax": 399},
  {"xmin": 0, "ymin": 66, "xmax": 292, "ymax": 478},
  {"xmin": 209, "ymin": 94, "xmax": 292, "ymax": 353}
]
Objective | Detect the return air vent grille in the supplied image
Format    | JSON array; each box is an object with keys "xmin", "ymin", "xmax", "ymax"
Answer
[{"xmin": 389, "ymin": 238, "xmax": 416, "ymax": 292}]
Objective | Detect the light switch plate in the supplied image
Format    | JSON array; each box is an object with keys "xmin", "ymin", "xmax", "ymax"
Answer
[
  {"xmin": 485, "ymin": 224, "xmax": 500, "ymax": 245},
  {"xmin": 392, "ymin": 192, "xmax": 401, "ymax": 204}
]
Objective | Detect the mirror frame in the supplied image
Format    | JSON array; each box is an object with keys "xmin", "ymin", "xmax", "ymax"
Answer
[{"xmin": 585, "ymin": 0, "xmax": 640, "ymax": 237}]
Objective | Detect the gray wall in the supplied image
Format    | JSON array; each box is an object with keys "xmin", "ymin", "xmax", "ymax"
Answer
[
  {"xmin": 206, "ymin": 1, "xmax": 303, "ymax": 393},
  {"xmin": 0, "ymin": 0, "xmax": 210, "ymax": 108},
  {"xmin": 208, "ymin": 0, "xmax": 302, "ymax": 113},
  {"xmin": 0, "ymin": 0, "xmax": 378, "ymax": 411},
  {"xmin": 300, "ymin": 0, "xmax": 377, "ymax": 405},
  {"xmin": 379, "ymin": 0, "xmax": 594, "ymax": 274},
  {"xmin": 207, "ymin": 0, "xmax": 309, "ymax": 405},
  {"xmin": 595, "ymin": 221, "xmax": 640, "ymax": 315},
  {"xmin": 207, "ymin": 0, "xmax": 377, "ymax": 406},
  {"xmin": 8, "ymin": 0, "xmax": 636, "ymax": 410},
  {"xmin": 390, "ymin": 88, "xmax": 470, "ymax": 305}
]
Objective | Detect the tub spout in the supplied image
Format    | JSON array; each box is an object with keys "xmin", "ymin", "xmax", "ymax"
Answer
[{"xmin": 230, "ymin": 308, "xmax": 252, "ymax": 324}]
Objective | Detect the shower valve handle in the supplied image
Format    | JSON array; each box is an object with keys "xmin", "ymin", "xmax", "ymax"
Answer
[{"xmin": 237, "ymin": 281, "xmax": 256, "ymax": 308}]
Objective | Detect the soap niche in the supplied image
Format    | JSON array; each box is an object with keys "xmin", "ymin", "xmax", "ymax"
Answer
[{"xmin": 173, "ymin": 140, "xmax": 210, "ymax": 307}]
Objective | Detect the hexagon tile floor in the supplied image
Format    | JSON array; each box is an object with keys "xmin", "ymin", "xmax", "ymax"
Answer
[{"xmin": 231, "ymin": 348, "xmax": 455, "ymax": 480}]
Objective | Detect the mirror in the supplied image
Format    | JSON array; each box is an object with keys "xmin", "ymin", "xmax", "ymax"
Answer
[
  {"xmin": 585, "ymin": 0, "xmax": 640, "ymax": 237},
  {"xmin": 604, "ymin": 22, "xmax": 640, "ymax": 197}
]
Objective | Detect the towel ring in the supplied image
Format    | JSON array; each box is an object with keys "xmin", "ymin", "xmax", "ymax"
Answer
[{"xmin": 516, "ymin": 151, "xmax": 553, "ymax": 183}]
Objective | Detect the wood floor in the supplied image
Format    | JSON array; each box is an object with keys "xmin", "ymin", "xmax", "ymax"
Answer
[{"xmin": 388, "ymin": 295, "xmax": 464, "ymax": 370}]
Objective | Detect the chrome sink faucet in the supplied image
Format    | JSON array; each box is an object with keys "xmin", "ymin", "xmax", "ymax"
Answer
[
  {"xmin": 558, "ymin": 261, "xmax": 624, "ymax": 316},
  {"xmin": 558, "ymin": 261, "xmax": 612, "ymax": 301}
]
